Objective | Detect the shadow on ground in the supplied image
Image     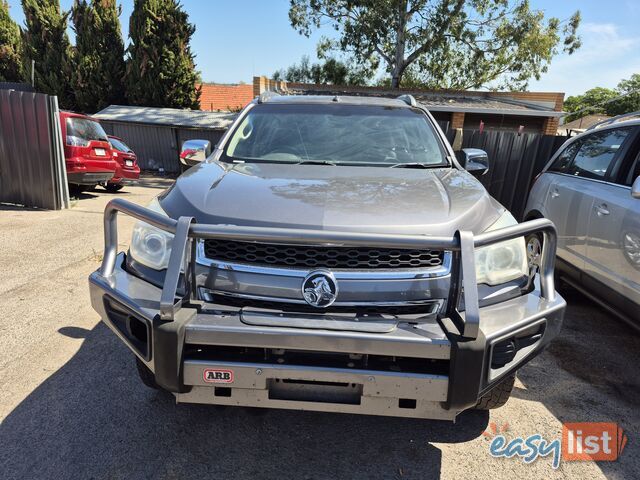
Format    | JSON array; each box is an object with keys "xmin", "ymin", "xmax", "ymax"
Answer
[
  {"xmin": 69, "ymin": 191, "xmax": 99, "ymax": 201},
  {"xmin": 514, "ymin": 286, "xmax": 640, "ymax": 406},
  {"xmin": 513, "ymin": 285, "xmax": 640, "ymax": 477},
  {"xmin": 0, "ymin": 203, "xmax": 43, "ymax": 212},
  {"xmin": 0, "ymin": 322, "xmax": 488, "ymax": 480}
]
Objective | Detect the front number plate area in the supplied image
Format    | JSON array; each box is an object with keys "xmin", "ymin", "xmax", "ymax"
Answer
[{"xmin": 240, "ymin": 308, "xmax": 398, "ymax": 333}]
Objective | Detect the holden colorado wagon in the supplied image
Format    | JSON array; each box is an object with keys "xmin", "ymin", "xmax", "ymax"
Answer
[{"xmin": 89, "ymin": 93, "xmax": 565, "ymax": 420}]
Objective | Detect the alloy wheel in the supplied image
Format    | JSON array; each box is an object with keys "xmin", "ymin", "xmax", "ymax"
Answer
[{"xmin": 526, "ymin": 235, "xmax": 542, "ymax": 269}]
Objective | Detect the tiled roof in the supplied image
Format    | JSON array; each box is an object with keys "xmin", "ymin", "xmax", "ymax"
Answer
[
  {"xmin": 94, "ymin": 105, "xmax": 236, "ymax": 129},
  {"xmin": 560, "ymin": 114, "xmax": 611, "ymax": 130},
  {"xmin": 285, "ymin": 85, "xmax": 563, "ymax": 117},
  {"xmin": 415, "ymin": 94, "xmax": 530, "ymax": 110}
]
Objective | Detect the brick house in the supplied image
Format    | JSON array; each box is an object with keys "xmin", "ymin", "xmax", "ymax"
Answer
[{"xmin": 198, "ymin": 83, "xmax": 254, "ymax": 112}]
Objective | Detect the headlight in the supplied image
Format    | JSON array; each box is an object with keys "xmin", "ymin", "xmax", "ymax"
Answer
[
  {"xmin": 475, "ymin": 211, "xmax": 528, "ymax": 286},
  {"xmin": 129, "ymin": 197, "xmax": 174, "ymax": 270}
]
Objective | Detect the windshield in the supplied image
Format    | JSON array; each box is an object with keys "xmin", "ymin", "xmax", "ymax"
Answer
[
  {"xmin": 66, "ymin": 117, "xmax": 108, "ymax": 143},
  {"xmin": 109, "ymin": 137, "xmax": 132, "ymax": 152},
  {"xmin": 223, "ymin": 104, "xmax": 448, "ymax": 166}
]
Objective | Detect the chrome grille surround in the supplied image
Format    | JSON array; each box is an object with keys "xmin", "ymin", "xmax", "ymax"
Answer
[{"xmin": 196, "ymin": 241, "xmax": 452, "ymax": 309}]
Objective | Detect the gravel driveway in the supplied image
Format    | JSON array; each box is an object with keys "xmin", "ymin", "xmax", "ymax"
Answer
[{"xmin": 1, "ymin": 181, "xmax": 638, "ymax": 480}]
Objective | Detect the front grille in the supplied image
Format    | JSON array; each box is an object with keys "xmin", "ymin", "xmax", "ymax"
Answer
[{"xmin": 203, "ymin": 240, "xmax": 444, "ymax": 269}]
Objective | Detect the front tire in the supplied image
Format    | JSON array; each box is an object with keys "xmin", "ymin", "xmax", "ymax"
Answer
[
  {"xmin": 135, "ymin": 357, "xmax": 159, "ymax": 390},
  {"xmin": 475, "ymin": 373, "xmax": 515, "ymax": 410},
  {"xmin": 525, "ymin": 233, "xmax": 543, "ymax": 270}
]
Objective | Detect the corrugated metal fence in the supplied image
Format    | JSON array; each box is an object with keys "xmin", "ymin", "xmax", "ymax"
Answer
[
  {"xmin": 444, "ymin": 128, "xmax": 568, "ymax": 220},
  {"xmin": 0, "ymin": 89, "xmax": 69, "ymax": 209},
  {"xmin": 100, "ymin": 121, "xmax": 226, "ymax": 173}
]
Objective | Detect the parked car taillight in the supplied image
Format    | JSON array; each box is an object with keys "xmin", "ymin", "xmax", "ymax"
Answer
[{"xmin": 66, "ymin": 135, "xmax": 90, "ymax": 147}]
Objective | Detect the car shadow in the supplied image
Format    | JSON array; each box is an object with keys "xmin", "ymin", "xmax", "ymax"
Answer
[
  {"xmin": 0, "ymin": 322, "xmax": 488, "ymax": 480},
  {"xmin": 93, "ymin": 187, "xmax": 135, "ymax": 196},
  {"xmin": 512, "ymin": 286, "xmax": 640, "ymax": 477},
  {"xmin": 69, "ymin": 191, "xmax": 99, "ymax": 201}
]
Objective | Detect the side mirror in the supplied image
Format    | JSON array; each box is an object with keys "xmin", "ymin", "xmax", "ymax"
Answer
[
  {"xmin": 459, "ymin": 148, "xmax": 489, "ymax": 176},
  {"xmin": 632, "ymin": 176, "xmax": 640, "ymax": 199},
  {"xmin": 180, "ymin": 139, "xmax": 212, "ymax": 167}
]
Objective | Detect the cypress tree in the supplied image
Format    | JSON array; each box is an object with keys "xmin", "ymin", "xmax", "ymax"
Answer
[
  {"xmin": 0, "ymin": 0, "xmax": 23, "ymax": 82},
  {"xmin": 126, "ymin": 0, "xmax": 200, "ymax": 109},
  {"xmin": 21, "ymin": 0, "xmax": 75, "ymax": 108},
  {"xmin": 72, "ymin": 0, "xmax": 126, "ymax": 113}
]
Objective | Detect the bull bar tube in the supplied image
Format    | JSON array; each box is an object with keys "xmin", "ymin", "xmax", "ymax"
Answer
[{"xmin": 98, "ymin": 197, "xmax": 558, "ymax": 340}]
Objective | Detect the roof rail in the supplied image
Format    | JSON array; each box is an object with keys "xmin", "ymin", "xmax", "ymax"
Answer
[
  {"xmin": 258, "ymin": 91, "xmax": 280, "ymax": 104},
  {"xmin": 585, "ymin": 111, "xmax": 640, "ymax": 131},
  {"xmin": 397, "ymin": 94, "xmax": 417, "ymax": 107}
]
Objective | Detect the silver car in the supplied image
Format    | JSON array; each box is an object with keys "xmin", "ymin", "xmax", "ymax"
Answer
[
  {"xmin": 525, "ymin": 113, "xmax": 640, "ymax": 328},
  {"xmin": 89, "ymin": 94, "xmax": 565, "ymax": 420}
]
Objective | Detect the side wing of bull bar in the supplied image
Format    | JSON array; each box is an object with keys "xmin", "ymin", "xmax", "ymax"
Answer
[{"xmin": 98, "ymin": 198, "xmax": 557, "ymax": 339}]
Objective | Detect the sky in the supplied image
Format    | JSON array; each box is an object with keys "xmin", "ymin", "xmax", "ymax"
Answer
[{"xmin": 6, "ymin": 0, "xmax": 640, "ymax": 97}]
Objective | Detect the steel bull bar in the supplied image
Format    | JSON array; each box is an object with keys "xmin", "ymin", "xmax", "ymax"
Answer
[
  {"xmin": 99, "ymin": 198, "xmax": 557, "ymax": 337},
  {"xmin": 93, "ymin": 198, "xmax": 562, "ymax": 416}
]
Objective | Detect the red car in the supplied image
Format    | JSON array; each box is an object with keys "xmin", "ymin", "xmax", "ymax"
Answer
[
  {"xmin": 61, "ymin": 111, "xmax": 117, "ymax": 193},
  {"xmin": 106, "ymin": 135, "xmax": 141, "ymax": 192}
]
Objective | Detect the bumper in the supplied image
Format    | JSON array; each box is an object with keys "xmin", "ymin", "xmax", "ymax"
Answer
[
  {"xmin": 89, "ymin": 198, "xmax": 564, "ymax": 420},
  {"xmin": 109, "ymin": 164, "xmax": 140, "ymax": 184},
  {"xmin": 67, "ymin": 171, "xmax": 114, "ymax": 185},
  {"xmin": 66, "ymin": 156, "xmax": 118, "ymax": 185},
  {"xmin": 90, "ymin": 253, "xmax": 564, "ymax": 420}
]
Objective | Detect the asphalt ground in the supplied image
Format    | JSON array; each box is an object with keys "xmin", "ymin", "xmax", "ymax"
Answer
[{"xmin": 1, "ymin": 179, "xmax": 638, "ymax": 479}]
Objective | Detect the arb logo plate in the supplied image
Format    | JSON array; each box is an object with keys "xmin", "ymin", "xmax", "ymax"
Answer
[{"xmin": 203, "ymin": 368, "xmax": 234, "ymax": 384}]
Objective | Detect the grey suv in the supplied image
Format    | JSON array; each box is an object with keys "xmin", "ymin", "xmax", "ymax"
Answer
[
  {"xmin": 525, "ymin": 114, "xmax": 640, "ymax": 329},
  {"xmin": 89, "ymin": 94, "xmax": 565, "ymax": 420}
]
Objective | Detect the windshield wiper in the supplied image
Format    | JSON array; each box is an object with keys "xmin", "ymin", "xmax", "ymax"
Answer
[
  {"xmin": 295, "ymin": 160, "xmax": 337, "ymax": 166},
  {"xmin": 389, "ymin": 162, "xmax": 433, "ymax": 169}
]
